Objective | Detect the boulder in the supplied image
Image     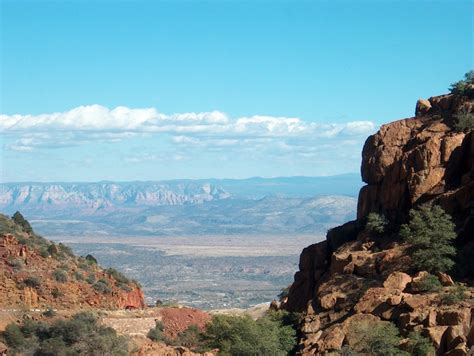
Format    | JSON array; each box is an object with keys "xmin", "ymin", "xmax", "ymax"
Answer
[
  {"xmin": 416, "ymin": 98, "xmax": 432, "ymax": 116},
  {"xmin": 437, "ymin": 272, "xmax": 455, "ymax": 287},
  {"xmin": 383, "ymin": 272, "xmax": 412, "ymax": 291}
]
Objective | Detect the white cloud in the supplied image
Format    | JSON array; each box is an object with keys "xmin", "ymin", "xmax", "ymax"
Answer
[{"xmin": 0, "ymin": 105, "xmax": 377, "ymax": 152}]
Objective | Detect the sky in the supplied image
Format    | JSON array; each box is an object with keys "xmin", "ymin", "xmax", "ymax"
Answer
[{"xmin": 0, "ymin": 0, "xmax": 472, "ymax": 182}]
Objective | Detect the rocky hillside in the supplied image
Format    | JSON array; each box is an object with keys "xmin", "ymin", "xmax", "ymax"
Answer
[
  {"xmin": 282, "ymin": 88, "xmax": 474, "ymax": 355},
  {"xmin": 0, "ymin": 213, "xmax": 144, "ymax": 310}
]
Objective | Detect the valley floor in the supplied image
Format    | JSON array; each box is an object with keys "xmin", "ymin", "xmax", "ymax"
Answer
[{"xmin": 51, "ymin": 234, "xmax": 322, "ymax": 309}]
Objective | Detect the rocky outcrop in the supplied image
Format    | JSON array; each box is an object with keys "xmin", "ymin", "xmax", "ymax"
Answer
[
  {"xmin": 0, "ymin": 214, "xmax": 145, "ymax": 310},
  {"xmin": 283, "ymin": 92, "xmax": 474, "ymax": 355},
  {"xmin": 358, "ymin": 94, "xmax": 474, "ymax": 236}
]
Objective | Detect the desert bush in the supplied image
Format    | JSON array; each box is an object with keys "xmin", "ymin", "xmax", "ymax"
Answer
[
  {"xmin": 106, "ymin": 268, "xmax": 129, "ymax": 283},
  {"xmin": 454, "ymin": 111, "xmax": 474, "ymax": 132},
  {"xmin": 74, "ymin": 271, "xmax": 85, "ymax": 281},
  {"xmin": 347, "ymin": 320, "xmax": 407, "ymax": 355},
  {"xmin": 7, "ymin": 257, "xmax": 24, "ymax": 271},
  {"xmin": 406, "ymin": 331, "xmax": 435, "ymax": 355},
  {"xmin": 23, "ymin": 276, "xmax": 42, "ymax": 289},
  {"xmin": 86, "ymin": 273, "xmax": 96, "ymax": 285},
  {"xmin": 416, "ymin": 274, "xmax": 442, "ymax": 293},
  {"xmin": 400, "ymin": 205, "xmax": 456, "ymax": 273},
  {"xmin": 53, "ymin": 269, "xmax": 68, "ymax": 283},
  {"xmin": 93, "ymin": 279, "xmax": 112, "ymax": 294},
  {"xmin": 449, "ymin": 70, "xmax": 474, "ymax": 97},
  {"xmin": 39, "ymin": 247, "xmax": 50, "ymax": 258},
  {"xmin": 2, "ymin": 312, "xmax": 128, "ymax": 355},
  {"xmin": 201, "ymin": 311, "xmax": 297, "ymax": 356},
  {"xmin": 147, "ymin": 321, "xmax": 165, "ymax": 342},
  {"xmin": 3, "ymin": 323, "xmax": 25, "ymax": 348},
  {"xmin": 366, "ymin": 212, "xmax": 388, "ymax": 234},
  {"xmin": 441, "ymin": 283, "xmax": 467, "ymax": 305}
]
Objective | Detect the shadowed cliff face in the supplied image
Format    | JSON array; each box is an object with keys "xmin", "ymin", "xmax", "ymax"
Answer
[{"xmin": 283, "ymin": 92, "xmax": 474, "ymax": 355}]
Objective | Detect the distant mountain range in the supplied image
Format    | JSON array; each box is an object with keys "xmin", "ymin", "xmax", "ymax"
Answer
[{"xmin": 0, "ymin": 175, "xmax": 362, "ymax": 236}]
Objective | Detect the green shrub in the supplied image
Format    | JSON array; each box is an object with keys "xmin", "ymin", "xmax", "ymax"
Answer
[
  {"xmin": 24, "ymin": 276, "xmax": 42, "ymax": 289},
  {"xmin": 415, "ymin": 274, "xmax": 442, "ymax": 293},
  {"xmin": 201, "ymin": 312, "xmax": 297, "ymax": 356},
  {"xmin": 74, "ymin": 271, "xmax": 85, "ymax": 281},
  {"xmin": 453, "ymin": 111, "xmax": 474, "ymax": 132},
  {"xmin": 106, "ymin": 268, "xmax": 129, "ymax": 283},
  {"xmin": 366, "ymin": 212, "xmax": 388, "ymax": 234},
  {"xmin": 93, "ymin": 279, "xmax": 112, "ymax": 294},
  {"xmin": 7, "ymin": 257, "xmax": 24, "ymax": 271},
  {"xmin": 12, "ymin": 211, "xmax": 33, "ymax": 234},
  {"xmin": 449, "ymin": 70, "xmax": 474, "ymax": 97},
  {"xmin": 39, "ymin": 247, "xmax": 50, "ymax": 258},
  {"xmin": 400, "ymin": 205, "xmax": 456, "ymax": 273},
  {"xmin": 3, "ymin": 323, "xmax": 25, "ymax": 348},
  {"xmin": 2, "ymin": 312, "xmax": 128, "ymax": 355},
  {"xmin": 147, "ymin": 321, "xmax": 165, "ymax": 342},
  {"xmin": 347, "ymin": 320, "xmax": 408, "ymax": 355},
  {"xmin": 53, "ymin": 269, "xmax": 68, "ymax": 283},
  {"xmin": 406, "ymin": 331, "xmax": 435, "ymax": 356},
  {"xmin": 441, "ymin": 284, "xmax": 467, "ymax": 305},
  {"xmin": 86, "ymin": 273, "xmax": 96, "ymax": 285}
]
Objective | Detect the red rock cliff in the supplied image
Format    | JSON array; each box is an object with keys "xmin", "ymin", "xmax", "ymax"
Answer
[{"xmin": 282, "ymin": 92, "xmax": 474, "ymax": 355}]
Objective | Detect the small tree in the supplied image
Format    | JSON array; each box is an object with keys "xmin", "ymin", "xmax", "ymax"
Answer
[
  {"xmin": 12, "ymin": 211, "xmax": 33, "ymax": 234},
  {"xmin": 449, "ymin": 70, "xmax": 474, "ymax": 97},
  {"xmin": 366, "ymin": 212, "xmax": 388, "ymax": 234},
  {"xmin": 400, "ymin": 205, "xmax": 456, "ymax": 273}
]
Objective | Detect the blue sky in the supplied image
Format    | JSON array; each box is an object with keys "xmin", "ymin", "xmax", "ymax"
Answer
[{"xmin": 0, "ymin": 0, "xmax": 472, "ymax": 182}]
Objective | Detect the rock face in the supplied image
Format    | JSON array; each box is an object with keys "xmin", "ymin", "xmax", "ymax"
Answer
[
  {"xmin": 283, "ymin": 92, "xmax": 474, "ymax": 355},
  {"xmin": 0, "ymin": 214, "xmax": 145, "ymax": 310}
]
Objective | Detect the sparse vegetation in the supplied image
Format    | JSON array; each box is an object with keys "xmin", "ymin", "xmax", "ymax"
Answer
[
  {"xmin": 147, "ymin": 320, "xmax": 165, "ymax": 342},
  {"xmin": 1, "ymin": 312, "xmax": 129, "ymax": 355},
  {"xmin": 453, "ymin": 111, "xmax": 474, "ymax": 132},
  {"xmin": 23, "ymin": 276, "xmax": 41, "ymax": 289},
  {"xmin": 347, "ymin": 320, "xmax": 408, "ymax": 355},
  {"xmin": 93, "ymin": 279, "xmax": 112, "ymax": 294},
  {"xmin": 449, "ymin": 70, "xmax": 474, "ymax": 97},
  {"xmin": 441, "ymin": 283, "xmax": 467, "ymax": 305},
  {"xmin": 366, "ymin": 212, "xmax": 388, "ymax": 234},
  {"xmin": 405, "ymin": 331, "xmax": 435, "ymax": 356},
  {"xmin": 200, "ymin": 311, "xmax": 297, "ymax": 356},
  {"xmin": 415, "ymin": 273, "xmax": 442, "ymax": 293},
  {"xmin": 400, "ymin": 205, "xmax": 456, "ymax": 273},
  {"xmin": 53, "ymin": 269, "xmax": 68, "ymax": 283},
  {"xmin": 86, "ymin": 273, "xmax": 96, "ymax": 285}
]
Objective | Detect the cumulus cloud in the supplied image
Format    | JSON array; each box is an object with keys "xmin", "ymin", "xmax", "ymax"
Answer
[{"xmin": 0, "ymin": 105, "xmax": 377, "ymax": 152}]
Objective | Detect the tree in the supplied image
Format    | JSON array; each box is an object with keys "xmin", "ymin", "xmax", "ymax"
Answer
[
  {"xmin": 400, "ymin": 205, "xmax": 456, "ymax": 273},
  {"xmin": 12, "ymin": 211, "xmax": 33, "ymax": 234},
  {"xmin": 366, "ymin": 212, "xmax": 388, "ymax": 234},
  {"xmin": 449, "ymin": 70, "xmax": 474, "ymax": 97}
]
